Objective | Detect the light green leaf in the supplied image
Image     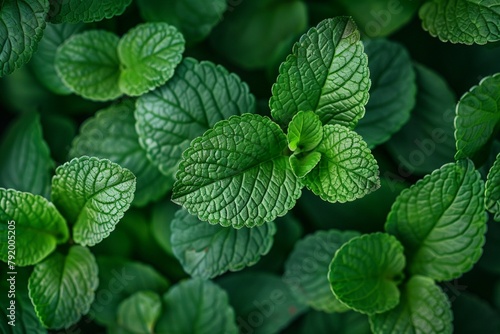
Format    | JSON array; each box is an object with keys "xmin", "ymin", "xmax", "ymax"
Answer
[
  {"xmin": 0, "ymin": 113, "xmax": 54, "ymax": 198},
  {"xmin": 156, "ymin": 278, "xmax": 238, "ymax": 334},
  {"xmin": 118, "ymin": 23, "xmax": 185, "ymax": 96},
  {"xmin": 0, "ymin": 0, "xmax": 49, "ymax": 77},
  {"xmin": 51, "ymin": 156, "xmax": 136, "ymax": 246},
  {"xmin": 48, "ymin": 0, "xmax": 132, "ymax": 23},
  {"xmin": 486, "ymin": 153, "xmax": 500, "ymax": 221},
  {"xmin": 299, "ymin": 310, "xmax": 371, "ymax": 334},
  {"xmin": 171, "ymin": 209, "xmax": 276, "ymax": 279},
  {"xmin": 289, "ymin": 151, "xmax": 322, "ymax": 178},
  {"xmin": 270, "ymin": 17, "xmax": 370, "ymax": 129},
  {"xmin": 369, "ymin": 276, "xmax": 452, "ymax": 334},
  {"xmin": 28, "ymin": 246, "xmax": 98, "ymax": 329},
  {"xmin": 116, "ymin": 291, "xmax": 162, "ymax": 334},
  {"xmin": 70, "ymin": 100, "xmax": 172, "ymax": 207},
  {"xmin": 356, "ymin": 39, "xmax": 416, "ymax": 148},
  {"xmin": 284, "ymin": 229, "xmax": 360, "ymax": 313},
  {"xmin": 419, "ymin": 0, "xmax": 500, "ymax": 45},
  {"xmin": 455, "ymin": 73, "xmax": 500, "ymax": 160},
  {"xmin": 304, "ymin": 124, "xmax": 380, "ymax": 203},
  {"xmin": 172, "ymin": 114, "xmax": 302, "ymax": 228},
  {"xmin": 328, "ymin": 233, "xmax": 406, "ymax": 315},
  {"xmin": 385, "ymin": 159, "xmax": 486, "ymax": 281},
  {"xmin": 0, "ymin": 189, "xmax": 68, "ymax": 266},
  {"xmin": 287, "ymin": 111, "xmax": 323, "ymax": 152},
  {"xmin": 137, "ymin": 0, "xmax": 227, "ymax": 44},
  {"xmin": 55, "ymin": 30, "xmax": 122, "ymax": 101},
  {"xmin": 135, "ymin": 57, "xmax": 255, "ymax": 175}
]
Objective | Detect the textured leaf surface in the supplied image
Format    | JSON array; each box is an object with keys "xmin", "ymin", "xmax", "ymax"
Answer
[
  {"xmin": 486, "ymin": 153, "xmax": 500, "ymax": 221},
  {"xmin": 171, "ymin": 209, "xmax": 276, "ymax": 279},
  {"xmin": 304, "ymin": 124, "xmax": 380, "ymax": 203},
  {"xmin": 70, "ymin": 101, "xmax": 172, "ymax": 207},
  {"xmin": 356, "ymin": 39, "xmax": 416, "ymax": 148},
  {"xmin": 156, "ymin": 278, "xmax": 238, "ymax": 334},
  {"xmin": 0, "ymin": 189, "xmax": 68, "ymax": 266},
  {"xmin": 287, "ymin": 111, "xmax": 323, "ymax": 152},
  {"xmin": 289, "ymin": 152, "xmax": 322, "ymax": 178},
  {"xmin": 116, "ymin": 291, "xmax": 161, "ymax": 334},
  {"xmin": 385, "ymin": 159, "xmax": 486, "ymax": 281},
  {"xmin": 28, "ymin": 246, "xmax": 98, "ymax": 329},
  {"xmin": 369, "ymin": 276, "xmax": 452, "ymax": 334},
  {"xmin": 136, "ymin": 57, "xmax": 255, "ymax": 174},
  {"xmin": 51, "ymin": 156, "xmax": 136, "ymax": 246},
  {"xmin": 455, "ymin": 73, "xmax": 500, "ymax": 160},
  {"xmin": 270, "ymin": 17, "xmax": 370, "ymax": 129},
  {"xmin": 284, "ymin": 229, "xmax": 360, "ymax": 312},
  {"xmin": 328, "ymin": 233, "xmax": 406, "ymax": 315},
  {"xmin": 118, "ymin": 23, "xmax": 185, "ymax": 96},
  {"xmin": 419, "ymin": 0, "xmax": 500, "ymax": 45},
  {"xmin": 55, "ymin": 30, "xmax": 122, "ymax": 101},
  {"xmin": 0, "ymin": 0, "xmax": 49, "ymax": 77},
  {"xmin": 48, "ymin": 0, "xmax": 132, "ymax": 23},
  {"xmin": 299, "ymin": 310, "xmax": 371, "ymax": 334},
  {"xmin": 172, "ymin": 114, "xmax": 302, "ymax": 228}
]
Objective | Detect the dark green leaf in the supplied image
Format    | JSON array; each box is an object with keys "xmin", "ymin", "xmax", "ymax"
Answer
[
  {"xmin": 48, "ymin": 0, "xmax": 132, "ymax": 23},
  {"xmin": 299, "ymin": 310, "xmax": 371, "ymax": 334},
  {"xmin": 485, "ymin": 152, "xmax": 500, "ymax": 221}
]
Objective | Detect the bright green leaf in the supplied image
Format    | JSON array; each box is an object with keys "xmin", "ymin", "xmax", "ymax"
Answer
[
  {"xmin": 369, "ymin": 276, "xmax": 452, "ymax": 334},
  {"xmin": 385, "ymin": 159, "xmax": 486, "ymax": 281},
  {"xmin": 287, "ymin": 111, "xmax": 323, "ymax": 152},
  {"xmin": 28, "ymin": 246, "xmax": 98, "ymax": 329},
  {"xmin": 0, "ymin": 189, "xmax": 68, "ymax": 266},
  {"xmin": 48, "ymin": 0, "xmax": 132, "ymax": 23},
  {"xmin": 116, "ymin": 291, "xmax": 162, "ymax": 334},
  {"xmin": 299, "ymin": 310, "xmax": 371, "ymax": 334},
  {"xmin": 118, "ymin": 23, "xmax": 185, "ymax": 96},
  {"xmin": 171, "ymin": 209, "xmax": 276, "ymax": 279},
  {"xmin": 289, "ymin": 151, "xmax": 322, "ymax": 178},
  {"xmin": 304, "ymin": 124, "xmax": 380, "ymax": 203},
  {"xmin": 486, "ymin": 153, "xmax": 500, "ymax": 221},
  {"xmin": 172, "ymin": 114, "xmax": 302, "ymax": 228},
  {"xmin": 270, "ymin": 17, "xmax": 370, "ymax": 129},
  {"xmin": 328, "ymin": 233, "xmax": 406, "ymax": 315},
  {"xmin": 51, "ymin": 156, "xmax": 136, "ymax": 246},
  {"xmin": 135, "ymin": 57, "xmax": 255, "ymax": 175}
]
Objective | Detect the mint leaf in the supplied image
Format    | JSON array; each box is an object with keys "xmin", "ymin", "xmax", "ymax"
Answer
[
  {"xmin": 369, "ymin": 276, "xmax": 452, "ymax": 334},
  {"xmin": 356, "ymin": 39, "xmax": 416, "ymax": 148},
  {"xmin": 304, "ymin": 124, "xmax": 380, "ymax": 203},
  {"xmin": 0, "ymin": 0, "xmax": 49, "ymax": 77},
  {"xmin": 0, "ymin": 113, "xmax": 54, "ymax": 198},
  {"xmin": 51, "ymin": 156, "xmax": 136, "ymax": 246},
  {"xmin": 328, "ymin": 233, "xmax": 406, "ymax": 315},
  {"xmin": 135, "ymin": 57, "xmax": 255, "ymax": 175},
  {"xmin": 55, "ymin": 30, "xmax": 122, "ymax": 101},
  {"xmin": 455, "ymin": 73, "xmax": 500, "ymax": 160},
  {"xmin": 290, "ymin": 151, "xmax": 322, "ymax": 178},
  {"xmin": 0, "ymin": 189, "xmax": 68, "ymax": 266},
  {"xmin": 486, "ymin": 153, "xmax": 500, "ymax": 221},
  {"xmin": 28, "ymin": 246, "xmax": 98, "ymax": 329},
  {"xmin": 172, "ymin": 114, "xmax": 302, "ymax": 228},
  {"xmin": 299, "ymin": 310, "xmax": 370, "ymax": 334},
  {"xmin": 171, "ymin": 208, "xmax": 276, "ymax": 279},
  {"xmin": 419, "ymin": 0, "xmax": 500, "ymax": 45},
  {"xmin": 48, "ymin": 0, "xmax": 132, "ymax": 23},
  {"xmin": 284, "ymin": 229, "xmax": 360, "ymax": 313},
  {"xmin": 385, "ymin": 159, "xmax": 486, "ymax": 281},
  {"xmin": 70, "ymin": 100, "xmax": 172, "ymax": 207},
  {"xmin": 116, "ymin": 291, "xmax": 161, "ymax": 334},
  {"xmin": 270, "ymin": 17, "xmax": 370, "ymax": 129},
  {"xmin": 156, "ymin": 278, "xmax": 238, "ymax": 334},
  {"xmin": 118, "ymin": 23, "xmax": 185, "ymax": 96},
  {"xmin": 287, "ymin": 111, "xmax": 323, "ymax": 152}
]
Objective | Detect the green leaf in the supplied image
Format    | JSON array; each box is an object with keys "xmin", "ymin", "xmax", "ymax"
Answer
[
  {"xmin": 369, "ymin": 276, "xmax": 452, "ymax": 334},
  {"xmin": 385, "ymin": 159, "xmax": 486, "ymax": 281},
  {"xmin": 55, "ymin": 30, "xmax": 122, "ymax": 101},
  {"xmin": 289, "ymin": 151, "xmax": 322, "ymax": 178},
  {"xmin": 0, "ymin": 0, "xmax": 49, "ymax": 77},
  {"xmin": 28, "ymin": 246, "xmax": 98, "ymax": 329},
  {"xmin": 452, "ymin": 292, "xmax": 500, "ymax": 334},
  {"xmin": 270, "ymin": 17, "xmax": 370, "ymax": 129},
  {"xmin": 116, "ymin": 291, "xmax": 162, "ymax": 334},
  {"xmin": 287, "ymin": 111, "xmax": 323, "ymax": 152},
  {"xmin": 51, "ymin": 156, "xmax": 136, "ymax": 246},
  {"xmin": 70, "ymin": 100, "xmax": 172, "ymax": 207},
  {"xmin": 486, "ymin": 153, "xmax": 500, "ymax": 221},
  {"xmin": 48, "ymin": 0, "xmax": 132, "ymax": 23},
  {"xmin": 328, "ymin": 233, "xmax": 406, "ymax": 315},
  {"xmin": 299, "ymin": 310, "xmax": 371, "ymax": 334},
  {"xmin": 419, "ymin": 0, "xmax": 500, "ymax": 45},
  {"xmin": 0, "ymin": 113, "xmax": 54, "ymax": 198},
  {"xmin": 455, "ymin": 73, "xmax": 500, "ymax": 160},
  {"xmin": 117, "ymin": 23, "xmax": 185, "ymax": 96},
  {"xmin": 172, "ymin": 114, "xmax": 302, "ymax": 228},
  {"xmin": 0, "ymin": 189, "xmax": 68, "ymax": 266},
  {"xmin": 137, "ymin": 0, "xmax": 227, "ymax": 45},
  {"xmin": 356, "ymin": 39, "xmax": 416, "ymax": 148},
  {"xmin": 171, "ymin": 209, "xmax": 276, "ymax": 279},
  {"xmin": 284, "ymin": 229, "xmax": 360, "ymax": 313},
  {"xmin": 135, "ymin": 57, "xmax": 255, "ymax": 175},
  {"xmin": 304, "ymin": 124, "xmax": 380, "ymax": 203},
  {"xmin": 156, "ymin": 278, "xmax": 238, "ymax": 334}
]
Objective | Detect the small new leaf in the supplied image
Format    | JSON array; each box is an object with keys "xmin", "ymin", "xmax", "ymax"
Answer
[
  {"xmin": 289, "ymin": 152, "xmax": 322, "ymax": 178},
  {"xmin": 117, "ymin": 291, "xmax": 162, "ymax": 334},
  {"xmin": 48, "ymin": 0, "xmax": 132, "ymax": 23},
  {"xmin": 287, "ymin": 111, "xmax": 324, "ymax": 152},
  {"xmin": 486, "ymin": 153, "xmax": 500, "ymax": 221}
]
